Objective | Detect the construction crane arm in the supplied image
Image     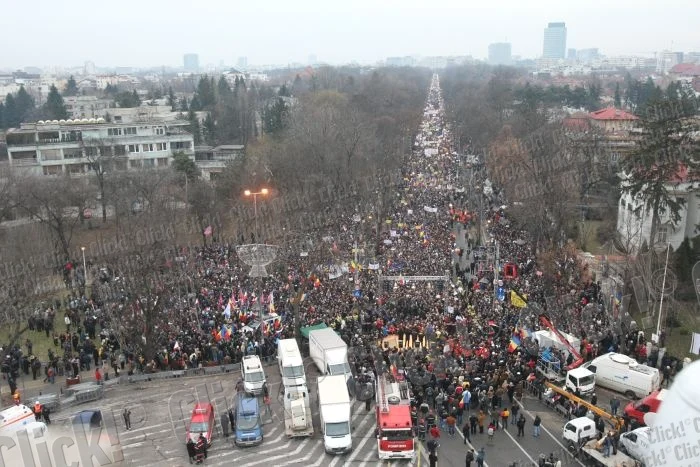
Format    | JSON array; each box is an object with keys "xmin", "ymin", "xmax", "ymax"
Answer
[
  {"xmin": 545, "ymin": 382, "xmax": 624, "ymax": 431},
  {"xmin": 538, "ymin": 314, "xmax": 584, "ymax": 370}
]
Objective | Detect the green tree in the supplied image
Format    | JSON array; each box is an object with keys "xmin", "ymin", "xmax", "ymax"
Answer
[
  {"xmin": 167, "ymin": 86, "xmax": 176, "ymax": 111},
  {"xmin": 172, "ymin": 151, "xmax": 199, "ymax": 181},
  {"xmin": 278, "ymin": 84, "xmax": 291, "ymax": 97},
  {"xmin": 44, "ymin": 85, "xmax": 68, "ymax": 120},
  {"xmin": 614, "ymin": 83, "xmax": 622, "ymax": 108},
  {"xmin": 622, "ymin": 95, "xmax": 700, "ymax": 247},
  {"xmin": 203, "ymin": 113, "xmax": 215, "ymax": 145},
  {"xmin": 263, "ymin": 97, "xmax": 289, "ymax": 134},
  {"xmin": 64, "ymin": 75, "xmax": 79, "ymax": 96},
  {"xmin": 179, "ymin": 97, "xmax": 189, "ymax": 112},
  {"xmin": 116, "ymin": 90, "xmax": 141, "ymax": 108},
  {"xmin": 195, "ymin": 75, "xmax": 215, "ymax": 108},
  {"xmin": 187, "ymin": 110, "xmax": 201, "ymax": 144},
  {"xmin": 104, "ymin": 84, "xmax": 118, "ymax": 97},
  {"xmin": 15, "ymin": 86, "xmax": 35, "ymax": 124},
  {"xmin": 217, "ymin": 76, "xmax": 231, "ymax": 98}
]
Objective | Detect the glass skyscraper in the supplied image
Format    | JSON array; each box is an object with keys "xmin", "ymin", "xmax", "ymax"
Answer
[{"xmin": 543, "ymin": 22, "xmax": 567, "ymax": 59}]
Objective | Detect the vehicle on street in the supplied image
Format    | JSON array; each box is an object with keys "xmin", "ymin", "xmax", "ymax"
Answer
[
  {"xmin": 375, "ymin": 368, "xmax": 414, "ymax": 460},
  {"xmin": 576, "ymin": 437, "xmax": 637, "ymax": 467},
  {"xmin": 309, "ymin": 328, "xmax": 352, "ymax": 384},
  {"xmin": 562, "ymin": 417, "xmax": 598, "ymax": 448},
  {"xmin": 234, "ymin": 394, "xmax": 263, "ymax": 447},
  {"xmin": 619, "ymin": 427, "xmax": 651, "ymax": 462},
  {"xmin": 584, "ymin": 353, "xmax": 660, "ymax": 399},
  {"xmin": 283, "ymin": 384, "xmax": 313, "ymax": 438},
  {"xmin": 317, "ymin": 374, "xmax": 352, "ymax": 454},
  {"xmin": 278, "ymin": 338, "xmax": 306, "ymax": 388},
  {"xmin": 564, "ymin": 367, "xmax": 596, "ymax": 395},
  {"xmin": 241, "ymin": 355, "xmax": 266, "ymax": 395},
  {"xmin": 0, "ymin": 405, "xmax": 36, "ymax": 433},
  {"xmin": 186, "ymin": 403, "xmax": 215, "ymax": 447},
  {"xmin": 623, "ymin": 388, "xmax": 667, "ymax": 426}
]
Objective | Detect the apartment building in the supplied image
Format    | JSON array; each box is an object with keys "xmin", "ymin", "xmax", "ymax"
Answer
[{"xmin": 4, "ymin": 119, "xmax": 194, "ymax": 176}]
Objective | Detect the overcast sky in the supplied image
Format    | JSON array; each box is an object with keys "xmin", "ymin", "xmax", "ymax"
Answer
[{"xmin": 4, "ymin": 0, "xmax": 700, "ymax": 69}]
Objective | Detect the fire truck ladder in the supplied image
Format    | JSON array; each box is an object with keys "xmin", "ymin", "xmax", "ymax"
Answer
[{"xmin": 378, "ymin": 374, "xmax": 390, "ymax": 413}]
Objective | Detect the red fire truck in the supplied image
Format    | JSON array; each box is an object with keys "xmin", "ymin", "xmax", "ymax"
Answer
[{"xmin": 375, "ymin": 366, "xmax": 414, "ymax": 460}]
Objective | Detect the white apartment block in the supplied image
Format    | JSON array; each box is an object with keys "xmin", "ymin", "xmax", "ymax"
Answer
[{"xmin": 3, "ymin": 119, "xmax": 194, "ymax": 176}]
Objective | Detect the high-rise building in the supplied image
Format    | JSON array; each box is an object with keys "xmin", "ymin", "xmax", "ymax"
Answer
[
  {"xmin": 183, "ymin": 53, "xmax": 199, "ymax": 72},
  {"xmin": 488, "ymin": 43, "xmax": 512, "ymax": 66},
  {"xmin": 543, "ymin": 22, "xmax": 567, "ymax": 59}
]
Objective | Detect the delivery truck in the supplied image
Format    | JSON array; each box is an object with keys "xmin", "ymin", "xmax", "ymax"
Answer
[
  {"xmin": 309, "ymin": 328, "xmax": 352, "ymax": 383},
  {"xmin": 317, "ymin": 375, "xmax": 352, "ymax": 454}
]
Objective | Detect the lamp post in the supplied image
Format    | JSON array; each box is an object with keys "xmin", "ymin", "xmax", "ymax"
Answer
[
  {"xmin": 244, "ymin": 188, "xmax": 269, "ymax": 244},
  {"xmin": 81, "ymin": 246, "xmax": 88, "ymax": 286}
]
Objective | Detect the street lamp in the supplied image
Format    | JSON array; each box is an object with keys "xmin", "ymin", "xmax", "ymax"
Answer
[
  {"xmin": 81, "ymin": 246, "xmax": 88, "ymax": 287},
  {"xmin": 244, "ymin": 188, "xmax": 269, "ymax": 244}
]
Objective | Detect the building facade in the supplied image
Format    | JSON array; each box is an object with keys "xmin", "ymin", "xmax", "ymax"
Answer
[
  {"xmin": 194, "ymin": 144, "xmax": 244, "ymax": 181},
  {"xmin": 543, "ymin": 22, "xmax": 567, "ymax": 59},
  {"xmin": 183, "ymin": 53, "xmax": 200, "ymax": 72},
  {"xmin": 488, "ymin": 43, "xmax": 512, "ymax": 66},
  {"xmin": 3, "ymin": 120, "xmax": 194, "ymax": 176}
]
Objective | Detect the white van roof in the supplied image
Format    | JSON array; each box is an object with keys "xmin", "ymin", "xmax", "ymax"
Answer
[
  {"xmin": 567, "ymin": 417, "xmax": 595, "ymax": 429},
  {"xmin": 243, "ymin": 355, "xmax": 263, "ymax": 371},
  {"xmin": 568, "ymin": 367, "xmax": 594, "ymax": 377}
]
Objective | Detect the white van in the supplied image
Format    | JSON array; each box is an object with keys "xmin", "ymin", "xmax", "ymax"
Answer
[
  {"xmin": 0, "ymin": 405, "xmax": 36, "ymax": 433},
  {"xmin": 584, "ymin": 353, "xmax": 660, "ymax": 399},
  {"xmin": 278, "ymin": 338, "xmax": 306, "ymax": 388},
  {"xmin": 620, "ymin": 427, "xmax": 651, "ymax": 462},
  {"xmin": 317, "ymin": 375, "xmax": 352, "ymax": 454},
  {"xmin": 564, "ymin": 367, "xmax": 596, "ymax": 395},
  {"xmin": 242, "ymin": 355, "xmax": 266, "ymax": 395},
  {"xmin": 562, "ymin": 417, "xmax": 598, "ymax": 446}
]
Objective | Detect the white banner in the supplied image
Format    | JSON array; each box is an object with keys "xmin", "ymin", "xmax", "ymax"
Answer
[
  {"xmin": 300, "ymin": 252, "xmax": 308, "ymax": 257},
  {"xmin": 383, "ymin": 239, "xmax": 393, "ymax": 245},
  {"xmin": 424, "ymin": 206, "xmax": 438, "ymax": 213},
  {"xmin": 368, "ymin": 263, "xmax": 380, "ymax": 270},
  {"xmin": 691, "ymin": 332, "xmax": 700, "ymax": 355},
  {"xmin": 390, "ymin": 230, "xmax": 398, "ymax": 237}
]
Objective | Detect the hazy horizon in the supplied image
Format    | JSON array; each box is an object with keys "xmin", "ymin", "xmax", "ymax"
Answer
[{"xmin": 4, "ymin": 0, "xmax": 700, "ymax": 69}]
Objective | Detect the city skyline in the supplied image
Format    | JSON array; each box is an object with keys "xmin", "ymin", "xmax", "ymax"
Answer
[{"xmin": 3, "ymin": 0, "xmax": 699, "ymax": 69}]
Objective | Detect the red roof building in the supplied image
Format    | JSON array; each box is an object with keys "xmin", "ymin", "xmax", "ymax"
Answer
[
  {"xmin": 669, "ymin": 63, "xmax": 700, "ymax": 78},
  {"xmin": 589, "ymin": 107, "xmax": 639, "ymax": 133}
]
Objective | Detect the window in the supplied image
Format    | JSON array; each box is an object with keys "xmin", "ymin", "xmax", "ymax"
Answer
[
  {"xmin": 143, "ymin": 159, "xmax": 155, "ymax": 168},
  {"xmin": 42, "ymin": 165, "xmax": 62, "ymax": 175},
  {"xmin": 155, "ymin": 127, "xmax": 164, "ymax": 135},
  {"xmin": 41, "ymin": 149, "xmax": 62, "ymax": 161},
  {"xmin": 114, "ymin": 146, "xmax": 126, "ymax": 156},
  {"xmin": 657, "ymin": 226, "xmax": 669, "ymax": 244},
  {"xmin": 156, "ymin": 143, "xmax": 167, "ymax": 151},
  {"xmin": 128, "ymin": 144, "xmax": 139, "ymax": 153},
  {"xmin": 85, "ymin": 147, "xmax": 99, "ymax": 158},
  {"xmin": 107, "ymin": 128, "xmax": 122, "ymax": 136},
  {"xmin": 173, "ymin": 141, "xmax": 192, "ymax": 150},
  {"xmin": 63, "ymin": 148, "xmax": 83, "ymax": 159},
  {"xmin": 67, "ymin": 164, "xmax": 84, "ymax": 174},
  {"xmin": 587, "ymin": 365, "xmax": 596, "ymax": 373},
  {"xmin": 143, "ymin": 144, "xmax": 154, "ymax": 152},
  {"xmin": 125, "ymin": 127, "xmax": 137, "ymax": 135},
  {"xmin": 157, "ymin": 158, "xmax": 168, "ymax": 167}
]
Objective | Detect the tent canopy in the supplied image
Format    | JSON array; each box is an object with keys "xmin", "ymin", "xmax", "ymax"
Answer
[{"xmin": 301, "ymin": 323, "xmax": 328, "ymax": 339}]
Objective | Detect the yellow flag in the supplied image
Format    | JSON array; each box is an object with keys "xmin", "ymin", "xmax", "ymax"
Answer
[{"xmin": 510, "ymin": 290, "xmax": 527, "ymax": 308}]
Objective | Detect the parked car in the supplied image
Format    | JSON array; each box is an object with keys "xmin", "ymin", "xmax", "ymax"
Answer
[{"xmin": 186, "ymin": 402, "xmax": 215, "ymax": 447}]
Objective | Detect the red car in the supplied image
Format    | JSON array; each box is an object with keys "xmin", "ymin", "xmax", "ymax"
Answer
[{"xmin": 186, "ymin": 402, "xmax": 215, "ymax": 447}]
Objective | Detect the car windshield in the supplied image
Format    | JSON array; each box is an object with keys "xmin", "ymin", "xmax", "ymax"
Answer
[
  {"xmin": 325, "ymin": 421, "xmax": 350, "ymax": 436},
  {"xmin": 578, "ymin": 375, "xmax": 595, "ymax": 385},
  {"xmin": 381, "ymin": 429, "xmax": 412, "ymax": 440},
  {"xmin": 190, "ymin": 422, "xmax": 208, "ymax": 433},
  {"xmin": 237, "ymin": 414, "xmax": 259, "ymax": 431},
  {"xmin": 245, "ymin": 371, "xmax": 264, "ymax": 382},
  {"xmin": 283, "ymin": 365, "xmax": 305, "ymax": 377},
  {"xmin": 329, "ymin": 362, "xmax": 350, "ymax": 375}
]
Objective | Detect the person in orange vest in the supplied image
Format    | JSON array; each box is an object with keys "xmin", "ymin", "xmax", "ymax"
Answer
[
  {"xmin": 13, "ymin": 391, "xmax": 20, "ymax": 406},
  {"xmin": 34, "ymin": 401, "xmax": 43, "ymax": 421}
]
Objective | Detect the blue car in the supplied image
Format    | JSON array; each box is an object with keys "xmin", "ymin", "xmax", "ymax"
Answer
[{"xmin": 234, "ymin": 395, "xmax": 263, "ymax": 446}]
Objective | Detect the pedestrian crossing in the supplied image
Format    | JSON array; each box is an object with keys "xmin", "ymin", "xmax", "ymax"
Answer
[{"xmin": 73, "ymin": 375, "xmax": 426, "ymax": 466}]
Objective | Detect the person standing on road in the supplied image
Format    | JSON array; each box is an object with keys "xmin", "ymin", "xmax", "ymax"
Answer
[
  {"xmin": 533, "ymin": 414, "xmax": 541, "ymax": 438},
  {"xmin": 476, "ymin": 447, "xmax": 486, "ymax": 467},
  {"xmin": 446, "ymin": 414, "xmax": 457, "ymax": 436},
  {"xmin": 462, "ymin": 421, "xmax": 472, "ymax": 444},
  {"xmin": 466, "ymin": 448, "xmax": 475, "ymax": 467},
  {"xmin": 220, "ymin": 412, "xmax": 230, "ymax": 437},
  {"xmin": 516, "ymin": 414, "xmax": 526, "ymax": 437},
  {"xmin": 477, "ymin": 410, "xmax": 485, "ymax": 434},
  {"xmin": 122, "ymin": 408, "xmax": 131, "ymax": 430},
  {"xmin": 469, "ymin": 413, "xmax": 478, "ymax": 435},
  {"xmin": 500, "ymin": 407, "xmax": 510, "ymax": 429},
  {"xmin": 610, "ymin": 396, "xmax": 619, "ymax": 416}
]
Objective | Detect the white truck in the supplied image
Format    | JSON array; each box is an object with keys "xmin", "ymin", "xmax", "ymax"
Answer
[
  {"xmin": 309, "ymin": 328, "xmax": 352, "ymax": 384},
  {"xmin": 585, "ymin": 352, "xmax": 660, "ymax": 399},
  {"xmin": 317, "ymin": 375, "xmax": 352, "ymax": 455},
  {"xmin": 534, "ymin": 329, "xmax": 581, "ymax": 355},
  {"xmin": 278, "ymin": 338, "xmax": 306, "ymax": 388},
  {"xmin": 578, "ymin": 437, "xmax": 638, "ymax": 467},
  {"xmin": 283, "ymin": 384, "xmax": 313, "ymax": 438}
]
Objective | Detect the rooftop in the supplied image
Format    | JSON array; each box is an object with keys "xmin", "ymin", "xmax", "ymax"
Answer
[
  {"xmin": 670, "ymin": 63, "xmax": 700, "ymax": 76},
  {"xmin": 590, "ymin": 107, "xmax": 639, "ymax": 121}
]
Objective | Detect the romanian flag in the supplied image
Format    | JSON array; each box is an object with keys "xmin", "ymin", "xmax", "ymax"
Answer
[
  {"xmin": 508, "ymin": 335, "xmax": 522, "ymax": 353},
  {"xmin": 510, "ymin": 290, "xmax": 528, "ymax": 309}
]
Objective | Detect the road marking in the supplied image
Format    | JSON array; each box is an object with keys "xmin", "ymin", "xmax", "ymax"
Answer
[
  {"xmin": 456, "ymin": 425, "xmax": 490, "ymax": 467},
  {"xmin": 242, "ymin": 438, "xmax": 311, "ymax": 466},
  {"xmin": 501, "ymin": 427, "xmax": 537, "ymax": 464},
  {"xmin": 515, "ymin": 398, "xmax": 585, "ymax": 466},
  {"xmin": 345, "ymin": 432, "xmax": 375, "ymax": 464}
]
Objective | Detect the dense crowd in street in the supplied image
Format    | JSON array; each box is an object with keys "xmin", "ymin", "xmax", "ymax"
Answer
[{"xmin": 8, "ymin": 75, "xmax": 687, "ymax": 436}]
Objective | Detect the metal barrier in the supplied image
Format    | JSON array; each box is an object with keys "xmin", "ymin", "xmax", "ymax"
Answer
[{"xmin": 121, "ymin": 363, "xmax": 241, "ymax": 384}]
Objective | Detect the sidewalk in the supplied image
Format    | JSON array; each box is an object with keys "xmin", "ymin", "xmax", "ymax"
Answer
[{"xmin": 1, "ymin": 367, "xmax": 100, "ymax": 408}]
